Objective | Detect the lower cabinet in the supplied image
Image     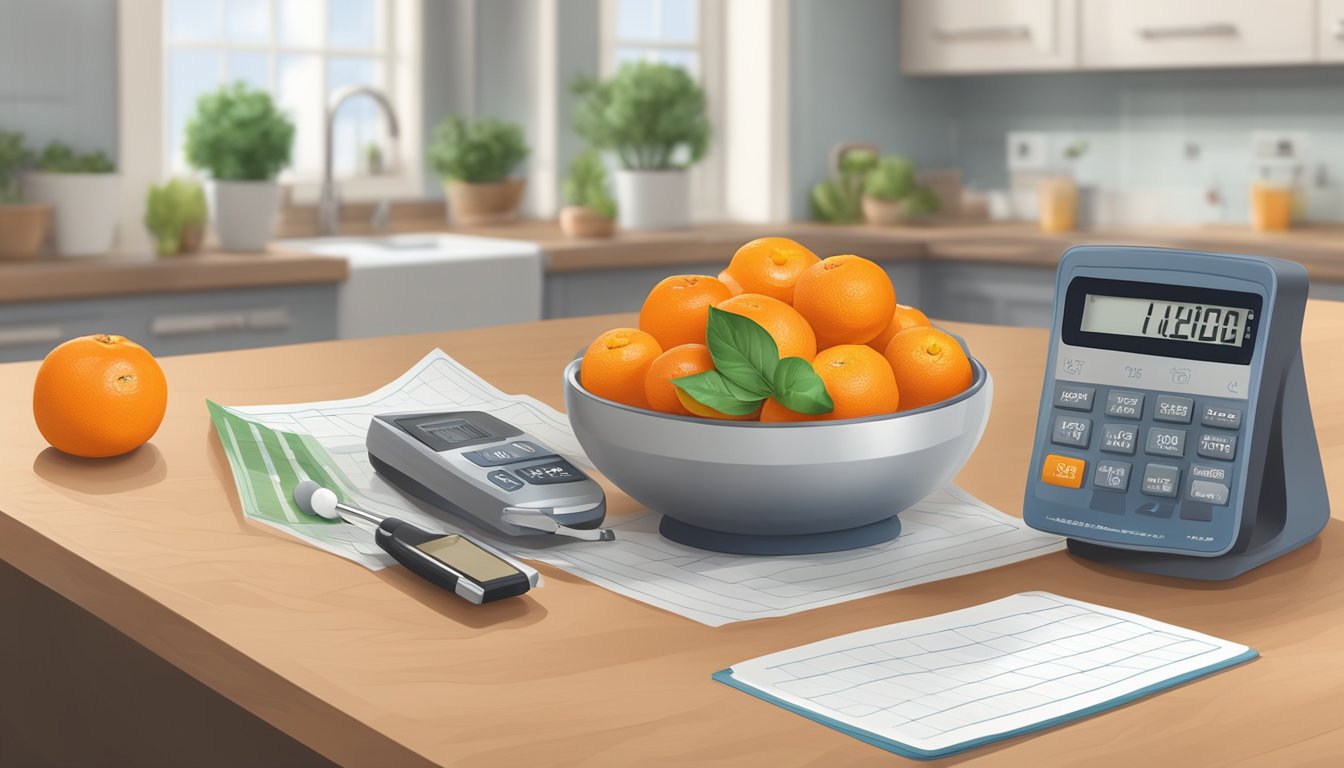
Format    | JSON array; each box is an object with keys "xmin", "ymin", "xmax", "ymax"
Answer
[{"xmin": 0, "ymin": 283, "xmax": 339, "ymax": 363}]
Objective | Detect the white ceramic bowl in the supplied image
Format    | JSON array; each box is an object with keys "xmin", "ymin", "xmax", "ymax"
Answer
[{"xmin": 563, "ymin": 352, "xmax": 993, "ymax": 554}]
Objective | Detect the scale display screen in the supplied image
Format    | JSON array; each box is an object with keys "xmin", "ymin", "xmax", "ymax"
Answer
[
  {"xmin": 1080, "ymin": 295, "xmax": 1252, "ymax": 347},
  {"xmin": 1062, "ymin": 277, "xmax": 1262, "ymax": 365}
]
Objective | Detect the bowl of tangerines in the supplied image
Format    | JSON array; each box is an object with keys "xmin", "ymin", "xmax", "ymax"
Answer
[{"xmin": 563, "ymin": 237, "xmax": 992, "ymax": 555}]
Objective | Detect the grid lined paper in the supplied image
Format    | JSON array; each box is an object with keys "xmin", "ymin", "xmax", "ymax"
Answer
[{"xmin": 718, "ymin": 592, "xmax": 1255, "ymax": 757}]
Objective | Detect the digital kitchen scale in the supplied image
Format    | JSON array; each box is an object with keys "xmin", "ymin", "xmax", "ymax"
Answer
[
  {"xmin": 1023, "ymin": 246, "xmax": 1328, "ymax": 579},
  {"xmin": 366, "ymin": 410, "xmax": 612, "ymax": 541}
]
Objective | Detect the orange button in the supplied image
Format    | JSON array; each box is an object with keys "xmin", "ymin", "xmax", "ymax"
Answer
[{"xmin": 1041, "ymin": 454, "xmax": 1086, "ymax": 489}]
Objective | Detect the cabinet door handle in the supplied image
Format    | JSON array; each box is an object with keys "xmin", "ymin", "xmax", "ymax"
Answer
[
  {"xmin": 934, "ymin": 25, "xmax": 1031, "ymax": 43},
  {"xmin": 0, "ymin": 324, "xmax": 62, "ymax": 348},
  {"xmin": 247, "ymin": 307, "xmax": 291, "ymax": 331},
  {"xmin": 1138, "ymin": 23, "xmax": 1238, "ymax": 41},
  {"xmin": 151, "ymin": 312, "xmax": 248, "ymax": 337}
]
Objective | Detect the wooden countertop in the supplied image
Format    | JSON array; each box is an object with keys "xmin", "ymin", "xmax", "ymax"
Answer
[
  {"xmin": 1, "ymin": 305, "xmax": 1342, "ymax": 766},
  {"xmin": 0, "ymin": 249, "xmax": 349, "ymax": 304}
]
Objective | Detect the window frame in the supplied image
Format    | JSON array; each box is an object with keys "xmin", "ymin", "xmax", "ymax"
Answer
[{"xmin": 598, "ymin": 0, "xmax": 725, "ymax": 221}]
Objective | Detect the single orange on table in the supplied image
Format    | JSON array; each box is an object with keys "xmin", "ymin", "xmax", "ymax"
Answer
[
  {"xmin": 638, "ymin": 274, "xmax": 734, "ymax": 349},
  {"xmin": 716, "ymin": 293, "xmax": 818, "ymax": 361},
  {"xmin": 644, "ymin": 343, "xmax": 715, "ymax": 416},
  {"xmin": 33, "ymin": 334, "xmax": 168, "ymax": 458},
  {"xmin": 867, "ymin": 303, "xmax": 931, "ymax": 354},
  {"xmin": 581, "ymin": 328, "xmax": 663, "ymax": 409},
  {"xmin": 722, "ymin": 237, "xmax": 820, "ymax": 305},
  {"xmin": 884, "ymin": 326, "xmax": 973, "ymax": 411},
  {"xmin": 761, "ymin": 345, "xmax": 900, "ymax": 422},
  {"xmin": 792, "ymin": 254, "xmax": 897, "ymax": 349}
]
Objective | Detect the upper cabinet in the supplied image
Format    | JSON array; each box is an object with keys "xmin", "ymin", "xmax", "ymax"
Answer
[
  {"xmin": 901, "ymin": 0, "xmax": 1077, "ymax": 75},
  {"xmin": 1081, "ymin": 0, "xmax": 1313, "ymax": 70},
  {"xmin": 902, "ymin": 0, "xmax": 1333, "ymax": 75}
]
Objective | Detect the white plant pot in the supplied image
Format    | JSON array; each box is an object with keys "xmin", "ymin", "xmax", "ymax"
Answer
[
  {"xmin": 23, "ymin": 172, "xmax": 122, "ymax": 257},
  {"xmin": 210, "ymin": 180, "xmax": 281, "ymax": 252},
  {"xmin": 615, "ymin": 169, "xmax": 690, "ymax": 230}
]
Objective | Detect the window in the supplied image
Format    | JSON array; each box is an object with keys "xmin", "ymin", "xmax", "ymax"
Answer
[
  {"xmin": 602, "ymin": 0, "xmax": 724, "ymax": 219},
  {"xmin": 161, "ymin": 0, "xmax": 421, "ymax": 197}
]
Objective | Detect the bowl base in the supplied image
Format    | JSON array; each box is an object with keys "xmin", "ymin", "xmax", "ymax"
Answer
[{"xmin": 658, "ymin": 515, "xmax": 902, "ymax": 555}]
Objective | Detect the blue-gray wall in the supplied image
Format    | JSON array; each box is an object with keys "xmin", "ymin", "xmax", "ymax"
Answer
[{"xmin": 0, "ymin": 0, "xmax": 119, "ymax": 160}]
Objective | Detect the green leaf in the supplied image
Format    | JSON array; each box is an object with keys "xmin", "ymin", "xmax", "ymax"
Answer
[
  {"xmin": 671, "ymin": 370, "xmax": 765, "ymax": 416},
  {"xmin": 705, "ymin": 306, "xmax": 777, "ymax": 398},
  {"xmin": 772, "ymin": 357, "xmax": 835, "ymax": 415}
]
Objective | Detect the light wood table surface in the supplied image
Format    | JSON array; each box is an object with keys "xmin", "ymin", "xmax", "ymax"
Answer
[{"xmin": 1, "ymin": 305, "xmax": 1342, "ymax": 766}]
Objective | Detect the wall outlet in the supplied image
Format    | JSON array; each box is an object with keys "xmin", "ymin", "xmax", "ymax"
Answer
[{"xmin": 1006, "ymin": 132, "xmax": 1048, "ymax": 172}]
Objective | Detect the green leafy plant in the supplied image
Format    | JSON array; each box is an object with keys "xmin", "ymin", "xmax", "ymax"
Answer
[
  {"xmin": 37, "ymin": 141, "xmax": 115, "ymax": 173},
  {"xmin": 143, "ymin": 178, "xmax": 207, "ymax": 256},
  {"xmin": 571, "ymin": 61, "xmax": 711, "ymax": 170},
  {"xmin": 863, "ymin": 156, "xmax": 915, "ymax": 202},
  {"xmin": 901, "ymin": 186, "xmax": 941, "ymax": 218},
  {"xmin": 0, "ymin": 131, "xmax": 34, "ymax": 204},
  {"xmin": 563, "ymin": 149, "xmax": 617, "ymax": 219},
  {"xmin": 810, "ymin": 148, "xmax": 878, "ymax": 224},
  {"xmin": 184, "ymin": 83, "xmax": 295, "ymax": 181},
  {"xmin": 673, "ymin": 307, "xmax": 834, "ymax": 417},
  {"xmin": 428, "ymin": 116, "xmax": 529, "ymax": 184}
]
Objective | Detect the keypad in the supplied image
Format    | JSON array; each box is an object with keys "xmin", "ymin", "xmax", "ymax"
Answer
[
  {"xmin": 1038, "ymin": 382, "xmax": 1245, "ymax": 525},
  {"xmin": 465, "ymin": 441, "xmax": 556, "ymax": 467}
]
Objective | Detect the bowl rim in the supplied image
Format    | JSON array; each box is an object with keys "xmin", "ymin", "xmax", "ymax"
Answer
[{"xmin": 564, "ymin": 354, "xmax": 990, "ymax": 428}]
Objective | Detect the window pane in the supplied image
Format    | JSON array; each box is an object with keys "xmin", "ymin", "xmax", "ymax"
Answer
[
  {"xmin": 614, "ymin": 47, "xmax": 648, "ymax": 67},
  {"xmin": 169, "ymin": 0, "xmax": 221, "ymax": 41},
  {"xmin": 660, "ymin": 0, "xmax": 696, "ymax": 43},
  {"xmin": 656, "ymin": 48, "xmax": 698, "ymax": 75},
  {"xmin": 327, "ymin": 57, "xmax": 382, "ymax": 174},
  {"xmin": 328, "ymin": 0, "xmax": 378, "ymax": 49},
  {"xmin": 616, "ymin": 0, "xmax": 657, "ymax": 40},
  {"xmin": 225, "ymin": 51, "xmax": 270, "ymax": 89},
  {"xmin": 277, "ymin": 53, "xmax": 324, "ymax": 173},
  {"xmin": 225, "ymin": 0, "xmax": 270, "ymax": 42},
  {"xmin": 167, "ymin": 48, "xmax": 222, "ymax": 172},
  {"xmin": 278, "ymin": 0, "xmax": 324, "ymax": 47}
]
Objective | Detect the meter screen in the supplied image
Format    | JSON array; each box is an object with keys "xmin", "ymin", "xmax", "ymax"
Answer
[
  {"xmin": 417, "ymin": 534, "xmax": 520, "ymax": 583},
  {"xmin": 1062, "ymin": 277, "xmax": 1262, "ymax": 365},
  {"xmin": 424, "ymin": 419, "xmax": 490, "ymax": 446},
  {"xmin": 1080, "ymin": 295, "xmax": 1252, "ymax": 347}
]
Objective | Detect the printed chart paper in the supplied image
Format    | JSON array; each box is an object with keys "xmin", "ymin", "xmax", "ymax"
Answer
[
  {"xmin": 715, "ymin": 592, "xmax": 1257, "ymax": 758},
  {"xmin": 209, "ymin": 349, "xmax": 1066, "ymax": 626}
]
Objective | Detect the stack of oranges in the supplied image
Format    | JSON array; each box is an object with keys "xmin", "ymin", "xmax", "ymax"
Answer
[{"xmin": 580, "ymin": 236, "xmax": 973, "ymax": 422}]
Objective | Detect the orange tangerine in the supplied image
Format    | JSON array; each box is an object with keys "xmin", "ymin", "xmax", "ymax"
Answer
[
  {"xmin": 644, "ymin": 344, "xmax": 715, "ymax": 416},
  {"xmin": 675, "ymin": 389, "xmax": 762, "ymax": 421},
  {"xmin": 580, "ymin": 328, "xmax": 663, "ymax": 409},
  {"xmin": 717, "ymin": 269, "xmax": 744, "ymax": 296},
  {"xmin": 723, "ymin": 237, "xmax": 820, "ymax": 304},
  {"xmin": 716, "ymin": 293, "xmax": 818, "ymax": 361},
  {"xmin": 760, "ymin": 344, "xmax": 899, "ymax": 422},
  {"xmin": 792, "ymin": 254, "xmax": 897, "ymax": 349},
  {"xmin": 867, "ymin": 304, "xmax": 931, "ymax": 353},
  {"xmin": 883, "ymin": 326, "xmax": 973, "ymax": 411},
  {"xmin": 638, "ymin": 274, "xmax": 734, "ymax": 349}
]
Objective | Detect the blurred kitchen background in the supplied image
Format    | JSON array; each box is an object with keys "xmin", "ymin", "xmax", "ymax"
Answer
[{"xmin": 3, "ymin": 0, "xmax": 1344, "ymax": 362}]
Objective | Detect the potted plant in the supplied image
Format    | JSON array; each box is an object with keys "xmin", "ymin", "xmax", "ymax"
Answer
[
  {"xmin": 22, "ymin": 141, "xmax": 119, "ymax": 257},
  {"xmin": 144, "ymin": 178, "xmax": 208, "ymax": 257},
  {"xmin": 184, "ymin": 83, "xmax": 294, "ymax": 251},
  {"xmin": 428, "ymin": 116, "xmax": 529, "ymax": 225},
  {"xmin": 572, "ymin": 62, "xmax": 710, "ymax": 230},
  {"xmin": 0, "ymin": 131, "xmax": 49, "ymax": 260},
  {"xmin": 559, "ymin": 150, "xmax": 617, "ymax": 238},
  {"xmin": 862, "ymin": 155, "xmax": 942, "ymax": 226},
  {"xmin": 810, "ymin": 147, "xmax": 878, "ymax": 224}
]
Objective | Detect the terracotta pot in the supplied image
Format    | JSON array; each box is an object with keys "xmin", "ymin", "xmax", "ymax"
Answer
[
  {"xmin": 0, "ymin": 203, "xmax": 51, "ymax": 260},
  {"xmin": 179, "ymin": 222, "xmax": 206, "ymax": 254},
  {"xmin": 559, "ymin": 205, "xmax": 616, "ymax": 239},
  {"xmin": 862, "ymin": 196, "xmax": 906, "ymax": 226},
  {"xmin": 444, "ymin": 178, "xmax": 526, "ymax": 225}
]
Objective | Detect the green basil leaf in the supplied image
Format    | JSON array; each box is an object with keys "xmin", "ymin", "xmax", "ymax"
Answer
[
  {"xmin": 772, "ymin": 356, "xmax": 835, "ymax": 415},
  {"xmin": 671, "ymin": 369, "xmax": 765, "ymax": 416},
  {"xmin": 704, "ymin": 306, "xmax": 777, "ymax": 397}
]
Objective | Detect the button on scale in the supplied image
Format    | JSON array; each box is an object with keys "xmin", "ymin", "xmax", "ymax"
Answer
[
  {"xmin": 515, "ymin": 459, "xmax": 587, "ymax": 485},
  {"xmin": 1196, "ymin": 433, "xmax": 1237, "ymax": 461},
  {"xmin": 1187, "ymin": 479, "xmax": 1230, "ymax": 506},
  {"xmin": 1051, "ymin": 415, "xmax": 1092, "ymax": 448},
  {"xmin": 1145, "ymin": 427, "xmax": 1186, "ymax": 458},
  {"xmin": 1105, "ymin": 391, "xmax": 1144, "ymax": 419},
  {"xmin": 1041, "ymin": 454, "xmax": 1086, "ymax": 489},
  {"xmin": 1054, "ymin": 383, "xmax": 1096, "ymax": 411},
  {"xmin": 1153, "ymin": 395, "xmax": 1194, "ymax": 424},
  {"xmin": 1141, "ymin": 464, "xmax": 1181, "ymax": 498},
  {"xmin": 464, "ymin": 441, "xmax": 555, "ymax": 467},
  {"xmin": 1100, "ymin": 423, "xmax": 1137, "ymax": 455},
  {"xmin": 486, "ymin": 470, "xmax": 525, "ymax": 492},
  {"xmin": 1092, "ymin": 460, "xmax": 1132, "ymax": 492},
  {"xmin": 1201, "ymin": 405, "xmax": 1243, "ymax": 430}
]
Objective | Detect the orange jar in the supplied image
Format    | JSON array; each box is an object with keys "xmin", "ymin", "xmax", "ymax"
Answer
[{"xmin": 1250, "ymin": 182, "xmax": 1292, "ymax": 232}]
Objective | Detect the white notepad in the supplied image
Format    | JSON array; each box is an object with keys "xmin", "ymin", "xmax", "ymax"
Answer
[{"xmin": 714, "ymin": 592, "xmax": 1256, "ymax": 759}]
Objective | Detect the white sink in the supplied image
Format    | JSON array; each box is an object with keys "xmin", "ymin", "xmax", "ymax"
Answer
[{"xmin": 277, "ymin": 233, "xmax": 543, "ymax": 340}]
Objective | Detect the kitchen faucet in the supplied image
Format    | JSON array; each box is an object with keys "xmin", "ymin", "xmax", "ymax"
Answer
[{"xmin": 318, "ymin": 85, "xmax": 401, "ymax": 236}]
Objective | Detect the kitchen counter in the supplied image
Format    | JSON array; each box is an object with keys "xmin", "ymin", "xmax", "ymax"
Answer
[
  {"xmin": 1, "ymin": 306, "xmax": 1342, "ymax": 766},
  {"xmin": 0, "ymin": 248, "xmax": 348, "ymax": 304}
]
